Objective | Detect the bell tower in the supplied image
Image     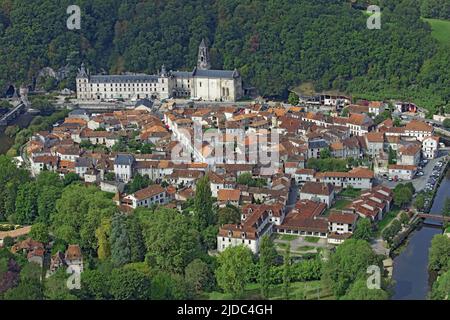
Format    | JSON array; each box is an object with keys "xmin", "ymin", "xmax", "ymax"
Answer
[{"xmin": 197, "ymin": 39, "xmax": 211, "ymax": 70}]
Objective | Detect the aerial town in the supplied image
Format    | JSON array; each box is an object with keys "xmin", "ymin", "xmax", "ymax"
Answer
[{"xmin": 0, "ymin": 40, "xmax": 448, "ymax": 302}]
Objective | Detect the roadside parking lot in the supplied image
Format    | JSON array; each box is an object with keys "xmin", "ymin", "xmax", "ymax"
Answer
[{"xmin": 380, "ymin": 151, "xmax": 448, "ymax": 192}]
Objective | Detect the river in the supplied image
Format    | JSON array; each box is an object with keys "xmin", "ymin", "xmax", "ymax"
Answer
[{"xmin": 391, "ymin": 166, "xmax": 449, "ymax": 300}]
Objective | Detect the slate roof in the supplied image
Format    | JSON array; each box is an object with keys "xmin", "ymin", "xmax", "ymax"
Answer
[
  {"xmin": 90, "ymin": 74, "xmax": 160, "ymax": 83},
  {"xmin": 114, "ymin": 154, "xmax": 135, "ymax": 166},
  {"xmin": 193, "ymin": 68, "xmax": 240, "ymax": 79},
  {"xmin": 69, "ymin": 109, "xmax": 89, "ymax": 116},
  {"xmin": 135, "ymin": 99, "xmax": 154, "ymax": 108},
  {"xmin": 308, "ymin": 140, "xmax": 328, "ymax": 149},
  {"xmin": 172, "ymin": 71, "xmax": 194, "ymax": 77}
]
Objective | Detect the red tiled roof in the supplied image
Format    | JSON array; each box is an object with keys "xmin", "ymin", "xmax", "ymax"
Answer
[
  {"xmin": 33, "ymin": 155, "xmax": 58, "ymax": 165},
  {"xmin": 132, "ymin": 185, "xmax": 165, "ymax": 201},
  {"xmin": 405, "ymin": 120, "xmax": 433, "ymax": 132},
  {"xmin": 217, "ymin": 189, "xmax": 241, "ymax": 201},
  {"xmin": 65, "ymin": 245, "xmax": 82, "ymax": 260},
  {"xmin": 328, "ymin": 212, "xmax": 358, "ymax": 225},
  {"xmin": 366, "ymin": 132, "xmax": 384, "ymax": 143},
  {"xmin": 399, "ymin": 143, "xmax": 421, "ymax": 156},
  {"xmin": 300, "ymin": 182, "xmax": 334, "ymax": 196}
]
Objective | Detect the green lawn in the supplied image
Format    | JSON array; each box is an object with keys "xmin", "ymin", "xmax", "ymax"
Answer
[
  {"xmin": 334, "ymin": 199, "xmax": 351, "ymax": 210},
  {"xmin": 277, "ymin": 242, "xmax": 288, "ymax": 249},
  {"xmin": 339, "ymin": 188, "xmax": 361, "ymax": 199},
  {"xmin": 297, "ymin": 246, "xmax": 315, "ymax": 252},
  {"xmin": 304, "ymin": 236, "xmax": 320, "ymax": 243},
  {"xmin": 323, "ymin": 199, "xmax": 351, "ymax": 216},
  {"xmin": 423, "ymin": 18, "xmax": 450, "ymax": 47},
  {"xmin": 275, "ymin": 234, "xmax": 299, "ymax": 241},
  {"xmin": 203, "ymin": 281, "xmax": 334, "ymax": 300},
  {"xmin": 375, "ymin": 209, "xmax": 401, "ymax": 237}
]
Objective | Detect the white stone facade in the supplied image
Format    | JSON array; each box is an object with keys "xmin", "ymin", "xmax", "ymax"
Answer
[{"xmin": 76, "ymin": 41, "xmax": 243, "ymax": 102}]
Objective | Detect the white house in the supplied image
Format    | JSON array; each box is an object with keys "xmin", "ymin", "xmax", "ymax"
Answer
[
  {"xmin": 365, "ymin": 132, "xmax": 385, "ymax": 158},
  {"xmin": 398, "ymin": 143, "xmax": 421, "ymax": 166},
  {"xmin": 388, "ymin": 164, "xmax": 417, "ymax": 180},
  {"xmin": 30, "ymin": 155, "xmax": 59, "ymax": 177},
  {"xmin": 315, "ymin": 167, "xmax": 374, "ymax": 189},
  {"xmin": 422, "ymin": 136, "xmax": 439, "ymax": 159},
  {"xmin": 123, "ymin": 185, "xmax": 167, "ymax": 209},
  {"xmin": 327, "ymin": 212, "xmax": 358, "ymax": 245},
  {"xmin": 209, "ymin": 173, "xmax": 236, "ymax": 198},
  {"xmin": 299, "ymin": 182, "xmax": 335, "ymax": 207},
  {"xmin": 294, "ymin": 168, "xmax": 316, "ymax": 184},
  {"xmin": 217, "ymin": 203, "xmax": 284, "ymax": 254},
  {"xmin": 404, "ymin": 120, "xmax": 433, "ymax": 141},
  {"xmin": 65, "ymin": 244, "xmax": 84, "ymax": 273},
  {"xmin": 368, "ymin": 101, "xmax": 386, "ymax": 116},
  {"xmin": 114, "ymin": 154, "xmax": 135, "ymax": 183},
  {"xmin": 218, "ymin": 206, "xmax": 272, "ymax": 254}
]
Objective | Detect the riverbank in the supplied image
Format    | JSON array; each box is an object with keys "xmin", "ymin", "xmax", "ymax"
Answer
[
  {"xmin": 390, "ymin": 159, "xmax": 449, "ymax": 255},
  {"xmin": 391, "ymin": 163, "xmax": 449, "ymax": 299}
]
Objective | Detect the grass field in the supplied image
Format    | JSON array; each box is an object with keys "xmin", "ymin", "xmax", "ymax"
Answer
[
  {"xmin": 304, "ymin": 236, "xmax": 320, "ymax": 243},
  {"xmin": 297, "ymin": 246, "xmax": 315, "ymax": 251},
  {"xmin": 204, "ymin": 281, "xmax": 334, "ymax": 300},
  {"xmin": 339, "ymin": 188, "xmax": 361, "ymax": 199},
  {"xmin": 334, "ymin": 199, "xmax": 351, "ymax": 210},
  {"xmin": 374, "ymin": 209, "xmax": 401, "ymax": 237},
  {"xmin": 423, "ymin": 18, "xmax": 450, "ymax": 47}
]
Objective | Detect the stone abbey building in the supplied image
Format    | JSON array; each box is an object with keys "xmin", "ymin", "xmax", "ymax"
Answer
[{"xmin": 76, "ymin": 40, "xmax": 243, "ymax": 102}]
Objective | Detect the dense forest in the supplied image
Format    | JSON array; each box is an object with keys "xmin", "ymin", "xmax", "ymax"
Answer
[
  {"xmin": 420, "ymin": 0, "xmax": 450, "ymax": 19},
  {"xmin": 0, "ymin": 0, "xmax": 449, "ymax": 109}
]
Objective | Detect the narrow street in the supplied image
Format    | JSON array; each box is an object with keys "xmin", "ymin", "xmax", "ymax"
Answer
[{"xmin": 286, "ymin": 181, "xmax": 299, "ymax": 212}]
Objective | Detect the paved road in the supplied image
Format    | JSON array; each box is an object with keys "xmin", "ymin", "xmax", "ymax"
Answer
[
  {"xmin": 371, "ymin": 238, "xmax": 389, "ymax": 256},
  {"xmin": 286, "ymin": 182, "xmax": 299, "ymax": 213}
]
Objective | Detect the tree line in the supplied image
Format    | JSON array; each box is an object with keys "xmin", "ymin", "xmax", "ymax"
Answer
[
  {"xmin": 0, "ymin": 163, "xmax": 392, "ymax": 300},
  {"xmin": 0, "ymin": 0, "xmax": 449, "ymax": 111}
]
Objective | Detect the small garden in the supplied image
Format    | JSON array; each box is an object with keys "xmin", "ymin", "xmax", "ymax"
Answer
[{"xmin": 339, "ymin": 187, "xmax": 361, "ymax": 199}]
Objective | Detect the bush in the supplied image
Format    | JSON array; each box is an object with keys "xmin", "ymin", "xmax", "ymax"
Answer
[
  {"xmin": 443, "ymin": 118, "xmax": 450, "ymax": 129},
  {"xmin": 382, "ymin": 220, "xmax": 402, "ymax": 244},
  {"xmin": 269, "ymin": 258, "xmax": 322, "ymax": 284},
  {"xmin": 2, "ymin": 236, "xmax": 14, "ymax": 247}
]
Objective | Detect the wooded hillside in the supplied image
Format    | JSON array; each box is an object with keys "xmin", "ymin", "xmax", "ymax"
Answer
[{"xmin": 0, "ymin": 0, "xmax": 449, "ymax": 109}]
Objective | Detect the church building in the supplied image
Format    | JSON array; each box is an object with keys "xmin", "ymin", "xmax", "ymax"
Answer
[{"xmin": 76, "ymin": 40, "xmax": 243, "ymax": 102}]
